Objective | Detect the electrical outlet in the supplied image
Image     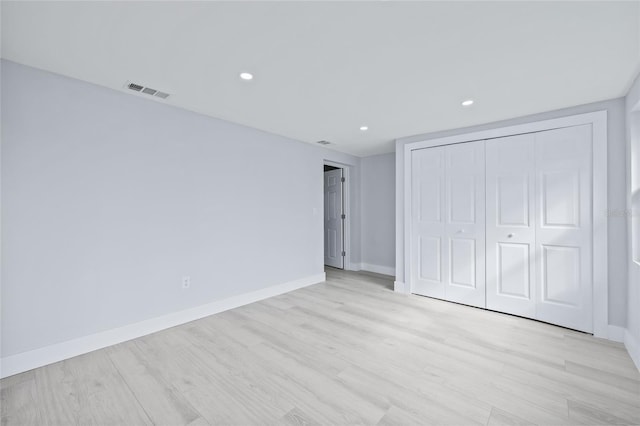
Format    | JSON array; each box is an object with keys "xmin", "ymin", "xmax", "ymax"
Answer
[{"xmin": 182, "ymin": 276, "xmax": 191, "ymax": 289}]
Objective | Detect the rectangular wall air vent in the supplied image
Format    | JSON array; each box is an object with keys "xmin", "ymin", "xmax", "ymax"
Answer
[{"xmin": 125, "ymin": 82, "xmax": 170, "ymax": 100}]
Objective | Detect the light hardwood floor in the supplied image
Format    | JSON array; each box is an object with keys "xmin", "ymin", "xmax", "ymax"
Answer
[{"xmin": 2, "ymin": 268, "xmax": 640, "ymax": 425}]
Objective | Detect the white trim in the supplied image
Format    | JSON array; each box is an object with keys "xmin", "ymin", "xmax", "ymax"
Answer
[
  {"xmin": 360, "ymin": 263, "xmax": 395, "ymax": 277},
  {"xmin": 395, "ymin": 139, "xmax": 406, "ymax": 294},
  {"xmin": 608, "ymin": 325, "xmax": 626, "ymax": 343},
  {"xmin": 401, "ymin": 111, "xmax": 606, "ymax": 151},
  {"xmin": 402, "ymin": 111, "xmax": 609, "ymax": 338},
  {"xmin": 403, "ymin": 144, "xmax": 412, "ymax": 293},
  {"xmin": 346, "ymin": 261, "xmax": 361, "ymax": 271},
  {"xmin": 324, "ymin": 160, "xmax": 353, "ymax": 271},
  {"xmin": 345, "ymin": 262, "xmax": 359, "ymax": 272},
  {"xmin": 624, "ymin": 329, "xmax": 640, "ymax": 371},
  {"xmin": 0, "ymin": 273, "xmax": 325, "ymax": 379},
  {"xmin": 394, "ymin": 281, "xmax": 407, "ymax": 293},
  {"xmin": 590, "ymin": 112, "xmax": 609, "ymax": 339}
]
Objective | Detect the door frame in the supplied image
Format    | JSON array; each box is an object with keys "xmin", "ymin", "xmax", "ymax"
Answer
[
  {"xmin": 402, "ymin": 111, "xmax": 608, "ymax": 338},
  {"xmin": 324, "ymin": 160, "xmax": 353, "ymax": 271}
]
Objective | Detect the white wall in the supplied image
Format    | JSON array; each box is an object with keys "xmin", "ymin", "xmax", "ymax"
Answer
[
  {"xmin": 0, "ymin": 60, "xmax": 361, "ymax": 361},
  {"xmin": 360, "ymin": 153, "xmax": 395, "ymax": 275},
  {"xmin": 625, "ymin": 72, "xmax": 640, "ymax": 369},
  {"xmin": 395, "ymin": 98, "xmax": 629, "ymax": 328}
]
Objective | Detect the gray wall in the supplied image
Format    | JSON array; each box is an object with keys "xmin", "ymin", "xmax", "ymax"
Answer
[
  {"xmin": 395, "ymin": 98, "xmax": 628, "ymax": 327},
  {"xmin": 0, "ymin": 60, "xmax": 361, "ymax": 357},
  {"xmin": 360, "ymin": 153, "xmax": 395, "ymax": 272},
  {"xmin": 625, "ymin": 72, "xmax": 640, "ymax": 363}
]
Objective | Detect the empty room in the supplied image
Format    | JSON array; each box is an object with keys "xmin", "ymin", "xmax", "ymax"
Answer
[{"xmin": 1, "ymin": 1, "xmax": 640, "ymax": 425}]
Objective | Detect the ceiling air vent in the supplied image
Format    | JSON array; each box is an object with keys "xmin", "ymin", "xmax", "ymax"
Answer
[
  {"xmin": 125, "ymin": 82, "xmax": 171, "ymax": 100},
  {"xmin": 316, "ymin": 140, "xmax": 331, "ymax": 145}
]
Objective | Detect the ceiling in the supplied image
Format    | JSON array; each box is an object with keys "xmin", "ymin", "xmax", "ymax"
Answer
[{"xmin": 2, "ymin": 1, "xmax": 639, "ymax": 157}]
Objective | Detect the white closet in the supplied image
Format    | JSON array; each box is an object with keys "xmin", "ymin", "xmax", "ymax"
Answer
[{"xmin": 410, "ymin": 124, "xmax": 593, "ymax": 333}]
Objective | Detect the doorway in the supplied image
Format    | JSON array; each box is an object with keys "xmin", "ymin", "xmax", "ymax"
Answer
[{"xmin": 324, "ymin": 164, "xmax": 345, "ymax": 269}]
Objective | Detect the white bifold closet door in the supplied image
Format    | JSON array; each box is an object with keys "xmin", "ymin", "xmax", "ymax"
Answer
[
  {"xmin": 486, "ymin": 133, "xmax": 537, "ymax": 318},
  {"xmin": 411, "ymin": 142, "xmax": 486, "ymax": 308},
  {"xmin": 534, "ymin": 125, "xmax": 592, "ymax": 332},
  {"xmin": 412, "ymin": 124, "xmax": 593, "ymax": 332},
  {"xmin": 485, "ymin": 125, "xmax": 593, "ymax": 332}
]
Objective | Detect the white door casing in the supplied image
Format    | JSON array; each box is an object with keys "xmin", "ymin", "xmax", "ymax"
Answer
[
  {"xmin": 411, "ymin": 142, "xmax": 486, "ymax": 308},
  {"xmin": 324, "ymin": 168, "xmax": 344, "ymax": 269},
  {"xmin": 486, "ymin": 133, "xmax": 537, "ymax": 318}
]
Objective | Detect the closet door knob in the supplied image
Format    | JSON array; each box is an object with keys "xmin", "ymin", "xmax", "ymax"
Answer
[{"xmin": 508, "ymin": 233, "xmax": 515, "ymax": 238}]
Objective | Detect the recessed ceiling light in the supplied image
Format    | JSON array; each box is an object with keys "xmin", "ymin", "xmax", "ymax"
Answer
[
  {"xmin": 462, "ymin": 99, "xmax": 474, "ymax": 106},
  {"xmin": 360, "ymin": 126, "xmax": 369, "ymax": 131},
  {"xmin": 239, "ymin": 72, "xmax": 254, "ymax": 81}
]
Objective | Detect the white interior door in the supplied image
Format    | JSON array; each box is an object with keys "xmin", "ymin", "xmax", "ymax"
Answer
[
  {"xmin": 535, "ymin": 125, "xmax": 592, "ymax": 332},
  {"xmin": 411, "ymin": 142, "xmax": 485, "ymax": 308},
  {"xmin": 486, "ymin": 134, "xmax": 537, "ymax": 318},
  {"xmin": 324, "ymin": 168, "xmax": 344, "ymax": 269}
]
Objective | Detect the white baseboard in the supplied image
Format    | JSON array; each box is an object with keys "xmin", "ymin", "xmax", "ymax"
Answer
[
  {"xmin": 360, "ymin": 263, "xmax": 395, "ymax": 277},
  {"xmin": 624, "ymin": 329, "xmax": 640, "ymax": 371},
  {"xmin": 608, "ymin": 325, "xmax": 626, "ymax": 342},
  {"xmin": 394, "ymin": 281, "xmax": 407, "ymax": 293},
  {"xmin": 346, "ymin": 262, "xmax": 361, "ymax": 272},
  {"xmin": 0, "ymin": 273, "xmax": 326, "ymax": 379}
]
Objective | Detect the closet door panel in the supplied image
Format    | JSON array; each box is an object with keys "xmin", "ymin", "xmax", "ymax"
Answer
[
  {"xmin": 443, "ymin": 142, "xmax": 486, "ymax": 308},
  {"xmin": 449, "ymin": 238, "xmax": 476, "ymax": 287},
  {"xmin": 411, "ymin": 147, "xmax": 447, "ymax": 298},
  {"xmin": 535, "ymin": 125, "xmax": 593, "ymax": 333},
  {"xmin": 486, "ymin": 134, "xmax": 536, "ymax": 318},
  {"xmin": 496, "ymin": 242, "xmax": 532, "ymax": 299}
]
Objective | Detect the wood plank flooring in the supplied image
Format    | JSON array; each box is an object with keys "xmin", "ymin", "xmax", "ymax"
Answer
[{"xmin": 2, "ymin": 268, "xmax": 639, "ymax": 425}]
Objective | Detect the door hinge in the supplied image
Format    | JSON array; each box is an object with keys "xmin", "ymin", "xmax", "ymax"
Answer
[
  {"xmin": 341, "ymin": 177, "xmax": 345, "ymax": 183},
  {"xmin": 341, "ymin": 251, "xmax": 346, "ymax": 257},
  {"xmin": 341, "ymin": 214, "xmax": 346, "ymax": 219}
]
